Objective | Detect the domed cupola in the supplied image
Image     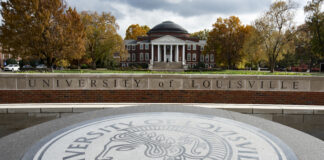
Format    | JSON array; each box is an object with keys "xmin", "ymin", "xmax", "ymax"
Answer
[{"xmin": 148, "ymin": 21, "xmax": 189, "ymax": 35}]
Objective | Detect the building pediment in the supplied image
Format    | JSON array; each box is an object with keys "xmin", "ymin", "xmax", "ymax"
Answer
[{"xmin": 151, "ymin": 35, "xmax": 185, "ymax": 44}]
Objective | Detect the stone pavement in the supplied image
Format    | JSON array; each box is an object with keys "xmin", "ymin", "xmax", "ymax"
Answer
[{"xmin": 0, "ymin": 103, "xmax": 324, "ymax": 140}]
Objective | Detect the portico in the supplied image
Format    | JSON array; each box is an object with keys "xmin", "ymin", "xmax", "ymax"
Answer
[{"xmin": 151, "ymin": 35, "xmax": 186, "ymax": 65}]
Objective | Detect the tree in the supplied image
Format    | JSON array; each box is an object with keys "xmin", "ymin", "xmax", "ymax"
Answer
[
  {"xmin": 304, "ymin": 0, "xmax": 324, "ymax": 57},
  {"xmin": 0, "ymin": 0, "xmax": 85, "ymax": 70},
  {"xmin": 125, "ymin": 24, "xmax": 150, "ymax": 40},
  {"xmin": 205, "ymin": 16, "xmax": 251, "ymax": 69},
  {"xmin": 81, "ymin": 12, "xmax": 127, "ymax": 69},
  {"xmin": 190, "ymin": 29, "xmax": 210, "ymax": 40},
  {"xmin": 254, "ymin": 0, "xmax": 297, "ymax": 72},
  {"xmin": 294, "ymin": 24, "xmax": 319, "ymax": 71},
  {"xmin": 241, "ymin": 27, "xmax": 266, "ymax": 69}
]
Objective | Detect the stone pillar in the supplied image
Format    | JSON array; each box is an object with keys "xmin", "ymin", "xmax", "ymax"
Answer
[
  {"xmin": 170, "ymin": 45, "xmax": 173, "ymax": 62},
  {"xmin": 182, "ymin": 44, "xmax": 185, "ymax": 65},
  {"xmin": 158, "ymin": 44, "xmax": 161, "ymax": 62},
  {"xmin": 164, "ymin": 45, "xmax": 166, "ymax": 62},
  {"xmin": 176, "ymin": 45, "xmax": 179, "ymax": 62},
  {"xmin": 151, "ymin": 44, "xmax": 154, "ymax": 64}
]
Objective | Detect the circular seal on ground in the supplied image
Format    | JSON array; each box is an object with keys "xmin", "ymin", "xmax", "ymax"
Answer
[{"xmin": 22, "ymin": 113, "xmax": 298, "ymax": 160}]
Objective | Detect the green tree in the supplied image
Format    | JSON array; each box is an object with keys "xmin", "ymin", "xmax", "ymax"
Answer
[
  {"xmin": 190, "ymin": 29, "xmax": 210, "ymax": 40},
  {"xmin": 254, "ymin": 0, "xmax": 297, "ymax": 72},
  {"xmin": 0, "ymin": 0, "xmax": 85, "ymax": 70},
  {"xmin": 304, "ymin": 0, "xmax": 324, "ymax": 57},
  {"xmin": 294, "ymin": 24, "xmax": 319, "ymax": 71},
  {"xmin": 241, "ymin": 27, "xmax": 266, "ymax": 69},
  {"xmin": 125, "ymin": 24, "xmax": 150, "ymax": 40},
  {"xmin": 205, "ymin": 16, "xmax": 251, "ymax": 69},
  {"xmin": 81, "ymin": 12, "xmax": 127, "ymax": 69}
]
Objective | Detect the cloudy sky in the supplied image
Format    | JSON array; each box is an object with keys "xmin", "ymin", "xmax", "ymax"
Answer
[{"xmin": 68, "ymin": 0, "xmax": 308, "ymax": 38}]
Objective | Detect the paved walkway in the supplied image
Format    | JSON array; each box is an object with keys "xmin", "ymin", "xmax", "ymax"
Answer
[
  {"xmin": 1, "ymin": 103, "xmax": 324, "ymax": 114},
  {"xmin": 0, "ymin": 103, "xmax": 324, "ymax": 141}
]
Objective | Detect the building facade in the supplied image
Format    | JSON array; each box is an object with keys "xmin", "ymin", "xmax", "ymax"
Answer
[{"xmin": 123, "ymin": 21, "xmax": 215, "ymax": 69}]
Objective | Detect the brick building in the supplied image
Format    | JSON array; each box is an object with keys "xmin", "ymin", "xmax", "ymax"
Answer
[{"xmin": 123, "ymin": 21, "xmax": 214, "ymax": 70}]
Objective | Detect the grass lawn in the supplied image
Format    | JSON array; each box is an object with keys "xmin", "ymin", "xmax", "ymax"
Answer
[{"xmin": 9, "ymin": 69, "xmax": 324, "ymax": 76}]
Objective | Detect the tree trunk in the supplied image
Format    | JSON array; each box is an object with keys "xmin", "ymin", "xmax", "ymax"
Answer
[
  {"xmin": 46, "ymin": 56, "xmax": 54, "ymax": 72},
  {"xmin": 91, "ymin": 61, "xmax": 96, "ymax": 70},
  {"xmin": 270, "ymin": 60, "xmax": 275, "ymax": 73}
]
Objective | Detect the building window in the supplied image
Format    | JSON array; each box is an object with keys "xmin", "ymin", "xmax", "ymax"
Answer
[
  {"xmin": 210, "ymin": 54, "xmax": 214, "ymax": 62},
  {"xmin": 187, "ymin": 53, "xmax": 191, "ymax": 61},
  {"xmin": 127, "ymin": 45, "xmax": 131, "ymax": 50},
  {"xmin": 132, "ymin": 45, "xmax": 136, "ymax": 50},
  {"xmin": 132, "ymin": 53, "xmax": 136, "ymax": 61},
  {"xmin": 205, "ymin": 64, "xmax": 209, "ymax": 68},
  {"xmin": 145, "ymin": 53, "xmax": 149, "ymax": 61},
  {"xmin": 200, "ymin": 55, "xmax": 204, "ymax": 62},
  {"xmin": 187, "ymin": 45, "xmax": 191, "ymax": 50},
  {"xmin": 127, "ymin": 53, "xmax": 131, "ymax": 61},
  {"xmin": 200, "ymin": 45, "xmax": 204, "ymax": 51},
  {"xmin": 145, "ymin": 44, "xmax": 149, "ymax": 50},
  {"xmin": 140, "ymin": 44, "xmax": 144, "ymax": 50},
  {"xmin": 140, "ymin": 53, "xmax": 144, "ymax": 61},
  {"xmin": 193, "ymin": 45, "xmax": 196, "ymax": 50},
  {"xmin": 192, "ymin": 53, "xmax": 197, "ymax": 62},
  {"xmin": 205, "ymin": 54, "xmax": 209, "ymax": 62}
]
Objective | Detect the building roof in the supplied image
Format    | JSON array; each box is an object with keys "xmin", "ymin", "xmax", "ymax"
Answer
[{"xmin": 148, "ymin": 21, "xmax": 189, "ymax": 34}]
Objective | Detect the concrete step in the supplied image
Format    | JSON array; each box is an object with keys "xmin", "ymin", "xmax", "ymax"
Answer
[{"xmin": 153, "ymin": 62, "xmax": 183, "ymax": 70}]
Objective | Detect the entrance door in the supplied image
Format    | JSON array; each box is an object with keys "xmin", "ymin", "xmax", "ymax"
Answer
[{"xmin": 166, "ymin": 54, "xmax": 170, "ymax": 63}]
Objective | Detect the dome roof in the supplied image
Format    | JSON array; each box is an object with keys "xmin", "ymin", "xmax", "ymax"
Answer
[{"xmin": 148, "ymin": 21, "xmax": 188, "ymax": 34}]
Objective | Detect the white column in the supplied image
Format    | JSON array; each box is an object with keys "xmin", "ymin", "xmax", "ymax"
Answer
[
  {"xmin": 151, "ymin": 44, "xmax": 154, "ymax": 64},
  {"xmin": 182, "ymin": 44, "xmax": 185, "ymax": 65},
  {"xmin": 158, "ymin": 44, "xmax": 161, "ymax": 62},
  {"xmin": 176, "ymin": 45, "xmax": 179, "ymax": 62},
  {"xmin": 170, "ymin": 45, "xmax": 173, "ymax": 62},
  {"xmin": 164, "ymin": 45, "xmax": 166, "ymax": 62}
]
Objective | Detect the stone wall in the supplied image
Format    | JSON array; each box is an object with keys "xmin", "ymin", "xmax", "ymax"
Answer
[{"xmin": 1, "ymin": 74, "xmax": 324, "ymax": 104}]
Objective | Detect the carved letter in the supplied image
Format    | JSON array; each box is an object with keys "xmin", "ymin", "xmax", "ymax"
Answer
[
  {"xmin": 159, "ymin": 82, "xmax": 164, "ymax": 88},
  {"xmin": 103, "ymin": 80, "xmax": 108, "ymax": 88},
  {"xmin": 269, "ymin": 81, "xmax": 274, "ymax": 89},
  {"xmin": 203, "ymin": 80, "xmax": 211, "ymax": 88},
  {"xmin": 260, "ymin": 81, "xmax": 264, "ymax": 89},
  {"xmin": 169, "ymin": 80, "xmax": 174, "ymax": 87},
  {"xmin": 134, "ymin": 79, "xmax": 141, "ymax": 87},
  {"xmin": 237, "ymin": 80, "xmax": 243, "ymax": 89},
  {"xmin": 79, "ymin": 80, "xmax": 85, "ymax": 87},
  {"xmin": 192, "ymin": 80, "xmax": 196, "ymax": 88},
  {"xmin": 43, "ymin": 79, "xmax": 50, "ymax": 88},
  {"xmin": 28, "ymin": 79, "xmax": 36, "ymax": 88},
  {"xmin": 91, "ymin": 80, "xmax": 97, "ymax": 87},
  {"xmin": 281, "ymin": 81, "xmax": 287, "ymax": 89},
  {"xmin": 124, "ymin": 80, "xmax": 129, "ymax": 87},
  {"xmin": 248, "ymin": 81, "xmax": 255, "ymax": 88},
  {"xmin": 293, "ymin": 81, "xmax": 299, "ymax": 90},
  {"xmin": 66, "ymin": 80, "xmax": 73, "ymax": 87},
  {"xmin": 216, "ymin": 80, "xmax": 222, "ymax": 88}
]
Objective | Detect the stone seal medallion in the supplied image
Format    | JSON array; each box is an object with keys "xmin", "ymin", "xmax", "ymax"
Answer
[{"xmin": 22, "ymin": 112, "xmax": 297, "ymax": 160}]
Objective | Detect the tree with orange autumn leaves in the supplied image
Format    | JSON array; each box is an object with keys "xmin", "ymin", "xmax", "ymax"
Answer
[{"xmin": 205, "ymin": 16, "xmax": 252, "ymax": 69}]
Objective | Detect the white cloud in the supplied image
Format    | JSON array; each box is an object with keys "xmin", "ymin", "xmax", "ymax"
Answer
[{"xmin": 68, "ymin": 0, "xmax": 309, "ymax": 38}]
